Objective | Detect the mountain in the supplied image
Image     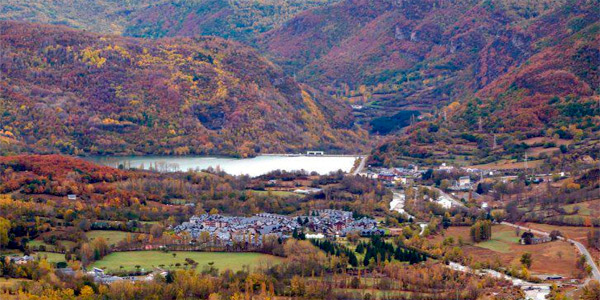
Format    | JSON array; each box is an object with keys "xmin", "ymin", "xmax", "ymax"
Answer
[
  {"xmin": 123, "ymin": 0, "xmax": 340, "ymax": 41},
  {"xmin": 369, "ymin": 1, "xmax": 600, "ymax": 166},
  {"xmin": 0, "ymin": 0, "xmax": 339, "ymax": 42},
  {"xmin": 0, "ymin": 21, "xmax": 368, "ymax": 157},
  {"xmin": 259, "ymin": 0, "xmax": 598, "ymax": 133},
  {"xmin": 0, "ymin": 0, "xmax": 164, "ymax": 34}
]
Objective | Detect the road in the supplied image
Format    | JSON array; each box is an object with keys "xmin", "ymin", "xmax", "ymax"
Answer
[
  {"xmin": 390, "ymin": 191, "xmax": 415, "ymax": 220},
  {"xmin": 352, "ymin": 155, "xmax": 367, "ymax": 176},
  {"xmin": 430, "ymin": 187, "xmax": 466, "ymax": 208},
  {"xmin": 501, "ymin": 222, "xmax": 600, "ymax": 283}
]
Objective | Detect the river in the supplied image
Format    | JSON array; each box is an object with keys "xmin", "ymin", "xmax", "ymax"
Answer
[{"xmin": 87, "ymin": 155, "xmax": 359, "ymax": 177}]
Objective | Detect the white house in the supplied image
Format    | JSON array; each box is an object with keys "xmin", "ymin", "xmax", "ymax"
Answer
[{"xmin": 305, "ymin": 233, "xmax": 325, "ymax": 239}]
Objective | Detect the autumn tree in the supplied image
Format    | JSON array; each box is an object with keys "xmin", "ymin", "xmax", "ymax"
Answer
[
  {"xmin": 0, "ymin": 217, "xmax": 11, "ymax": 249},
  {"xmin": 582, "ymin": 281, "xmax": 600, "ymax": 300},
  {"xmin": 470, "ymin": 220, "xmax": 492, "ymax": 243},
  {"xmin": 520, "ymin": 253, "xmax": 532, "ymax": 268}
]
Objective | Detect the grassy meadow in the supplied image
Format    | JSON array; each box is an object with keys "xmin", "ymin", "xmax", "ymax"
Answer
[
  {"xmin": 91, "ymin": 251, "xmax": 283, "ymax": 273},
  {"xmin": 86, "ymin": 230, "xmax": 130, "ymax": 245},
  {"xmin": 429, "ymin": 225, "xmax": 580, "ymax": 277}
]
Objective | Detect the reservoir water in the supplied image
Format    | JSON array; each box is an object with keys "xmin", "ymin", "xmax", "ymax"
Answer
[{"xmin": 88, "ymin": 155, "xmax": 359, "ymax": 177}]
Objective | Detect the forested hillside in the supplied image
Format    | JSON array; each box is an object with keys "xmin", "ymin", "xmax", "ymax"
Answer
[
  {"xmin": 0, "ymin": 21, "xmax": 367, "ymax": 157},
  {"xmin": 369, "ymin": 0, "xmax": 600, "ymax": 166},
  {"xmin": 123, "ymin": 0, "xmax": 340, "ymax": 41},
  {"xmin": 0, "ymin": 0, "xmax": 164, "ymax": 34},
  {"xmin": 0, "ymin": 0, "xmax": 339, "ymax": 42},
  {"xmin": 260, "ymin": 0, "xmax": 598, "ymax": 133},
  {"xmin": 0, "ymin": 0, "xmax": 598, "ymax": 162}
]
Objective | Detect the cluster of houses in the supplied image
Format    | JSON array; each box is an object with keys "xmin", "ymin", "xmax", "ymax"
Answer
[
  {"xmin": 299, "ymin": 209, "xmax": 384, "ymax": 237},
  {"xmin": 447, "ymin": 176, "xmax": 472, "ymax": 191},
  {"xmin": 174, "ymin": 209, "xmax": 383, "ymax": 246},
  {"xmin": 9, "ymin": 255, "xmax": 35, "ymax": 265},
  {"xmin": 175, "ymin": 213, "xmax": 299, "ymax": 247},
  {"xmin": 364, "ymin": 161, "xmax": 571, "ymax": 192},
  {"xmin": 358, "ymin": 165, "xmax": 422, "ymax": 186}
]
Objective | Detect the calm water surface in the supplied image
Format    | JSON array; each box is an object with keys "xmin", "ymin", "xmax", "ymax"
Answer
[{"xmin": 88, "ymin": 155, "xmax": 359, "ymax": 177}]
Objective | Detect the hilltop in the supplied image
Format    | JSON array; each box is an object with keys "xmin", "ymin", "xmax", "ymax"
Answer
[
  {"xmin": 0, "ymin": 0, "xmax": 164, "ymax": 34},
  {"xmin": 123, "ymin": 0, "xmax": 340, "ymax": 41},
  {"xmin": 0, "ymin": 21, "xmax": 367, "ymax": 156},
  {"xmin": 0, "ymin": 0, "xmax": 339, "ymax": 42}
]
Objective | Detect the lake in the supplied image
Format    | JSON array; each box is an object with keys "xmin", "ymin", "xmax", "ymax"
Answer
[{"xmin": 88, "ymin": 155, "xmax": 360, "ymax": 177}]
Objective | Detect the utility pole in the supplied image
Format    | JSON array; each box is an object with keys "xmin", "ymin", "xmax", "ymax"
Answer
[{"xmin": 493, "ymin": 134, "xmax": 497, "ymax": 149}]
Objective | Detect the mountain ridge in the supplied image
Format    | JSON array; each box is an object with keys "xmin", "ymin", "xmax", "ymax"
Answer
[{"xmin": 0, "ymin": 21, "xmax": 368, "ymax": 157}]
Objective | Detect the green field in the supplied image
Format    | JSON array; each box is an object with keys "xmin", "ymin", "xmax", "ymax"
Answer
[
  {"xmin": 28, "ymin": 239, "xmax": 76, "ymax": 252},
  {"xmin": 249, "ymin": 190, "xmax": 299, "ymax": 197},
  {"xmin": 86, "ymin": 230, "xmax": 130, "ymax": 245},
  {"xmin": 477, "ymin": 229, "xmax": 520, "ymax": 253},
  {"xmin": 562, "ymin": 200, "xmax": 599, "ymax": 216},
  {"xmin": 91, "ymin": 251, "xmax": 283, "ymax": 273},
  {"xmin": 35, "ymin": 252, "xmax": 66, "ymax": 264},
  {"xmin": 140, "ymin": 221, "xmax": 160, "ymax": 225}
]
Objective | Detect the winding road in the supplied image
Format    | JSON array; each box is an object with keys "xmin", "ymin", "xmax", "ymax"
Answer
[{"xmin": 501, "ymin": 222, "xmax": 600, "ymax": 283}]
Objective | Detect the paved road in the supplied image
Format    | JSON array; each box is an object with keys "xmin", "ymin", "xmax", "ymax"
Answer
[
  {"xmin": 502, "ymin": 222, "xmax": 600, "ymax": 283},
  {"xmin": 352, "ymin": 155, "xmax": 367, "ymax": 176},
  {"xmin": 571, "ymin": 239, "xmax": 600, "ymax": 282},
  {"xmin": 390, "ymin": 191, "xmax": 415, "ymax": 220},
  {"xmin": 431, "ymin": 187, "xmax": 466, "ymax": 208}
]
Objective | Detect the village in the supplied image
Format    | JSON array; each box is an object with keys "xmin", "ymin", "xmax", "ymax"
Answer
[
  {"xmin": 174, "ymin": 209, "xmax": 383, "ymax": 246},
  {"xmin": 360, "ymin": 161, "xmax": 570, "ymax": 213}
]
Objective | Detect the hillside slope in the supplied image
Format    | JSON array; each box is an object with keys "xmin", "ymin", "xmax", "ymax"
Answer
[
  {"xmin": 0, "ymin": 0, "xmax": 339, "ymax": 42},
  {"xmin": 369, "ymin": 1, "xmax": 600, "ymax": 166},
  {"xmin": 0, "ymin": 0, "xmax": 164, "ymax": 34},
  {"xmin": 260, "ymin": 0, "xmax": 598, "ymax": 132},
  {"xmin": 123, "ymin": 0, "xmax": 340, "ymax": 42},
  {"xmin": 0, "ymin": 21, "xmax": 367, "ymax": 156}
]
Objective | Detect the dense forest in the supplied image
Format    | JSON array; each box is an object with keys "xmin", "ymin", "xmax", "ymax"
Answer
[
  {"xmin": 0, "ymin": 0, "xmax": 338, "ymax": 41},
  {"xmin": 0, "ymin": 0, "xmax": 165, "ymax": 34},
  {"xmin": 123, "ymin": 0, "xmax": 341, "ymax": 41},
  {"xmin": 0, "ymin": 21, "xmax": 368, "ymax": 157}
]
